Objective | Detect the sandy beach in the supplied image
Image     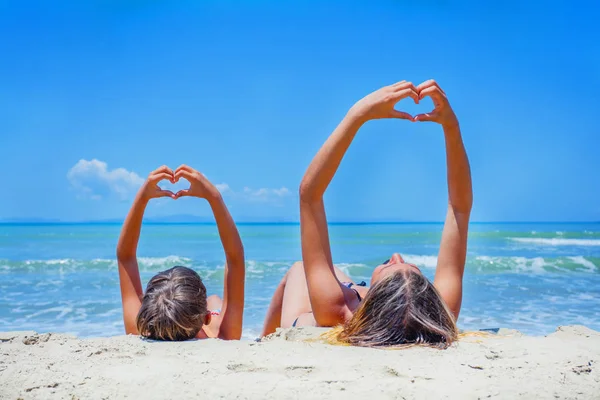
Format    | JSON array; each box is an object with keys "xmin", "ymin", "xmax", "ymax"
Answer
[{"xmin": 1, "ymin": 325, "xmax": 598, "ymax": 399}]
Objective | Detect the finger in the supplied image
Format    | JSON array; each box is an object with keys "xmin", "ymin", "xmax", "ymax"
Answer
[
  {"xmin": 175, "ymin": 164, "xmax": 194, "ymax": 174},
  {"xmin": 392, "ymin": 81, "xmax": 418, "ymax": 96},
  {"xmin": 174, "ymin": 189, "xmax": 190, "ymax": 198},
  {"xmin": 394, "ymin": 83, "xmax": 419, "ymax": 103},
  {"xmin": 392, "ymin": 88, "xmax": 419, "ymax": 103},
  {"xmin": 413, "ymin": 112, "xmax": 437, "ymax": 122},
  {"xmin": 417, "ymin": 79, "xmax": 446, "ymax": 95},
  {"xmin": 393, "ymin": 81, "xmax": 418, "ymax": 92},
  {"xmin": 390, "ymin": 80, "xmax": 407, "ymax": 89},
  {"xmin": 418, "ymin": 86, "xmax": 445, "ymax": 104},
  {"xmin": 388, "ymin": 110, "xmax": 413, "ymax": 120},
  {"xmin": 174, "ymin": 170, "xmax": 195, "ymax": 182},
  {"xmin": 157, "ymin": 189, "xmax": 176, "ymax": 199},
  {"xmin": 149, "ymin": 172, "xmax": 174, "ymax": 183},
  {"xmin": 152, "ymin": 165, "xmax": 174, "ymax": 176}
]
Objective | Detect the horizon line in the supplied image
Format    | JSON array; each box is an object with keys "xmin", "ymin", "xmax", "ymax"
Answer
[{"xmin": 0, "ymin": 220, "xmax": 599, "ymax": 225}]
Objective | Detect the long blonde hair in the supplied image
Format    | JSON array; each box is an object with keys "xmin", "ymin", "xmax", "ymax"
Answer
[{"xmin": 330, "ymin": 270, "xmax": 458, "ymax": 348}]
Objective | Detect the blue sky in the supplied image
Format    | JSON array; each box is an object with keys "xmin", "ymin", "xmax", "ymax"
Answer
[{"xmin": 0, "ymin": 0, "xmax": 598, "ymax": 222}]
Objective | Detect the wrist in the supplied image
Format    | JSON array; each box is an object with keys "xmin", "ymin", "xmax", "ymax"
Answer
[
  {"xmin": 205, "ymin": 190, "xmax": 223, "ymax": 205},
  {"xmin": 346, "ymin": 106, "xmax": 370, "ymax": 126},
  {"xmin": 136, "ymin": 188, "xmax": 152, "ymax": 205},
  {"xmin": 442, "ymin": 118, "xmax": 460, "ymax": 134}
]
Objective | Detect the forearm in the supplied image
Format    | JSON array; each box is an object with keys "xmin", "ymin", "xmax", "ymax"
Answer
[
  {"xmin": 208, "ymin": 194, "xmax": 244, "ymax": 264},
  {"xmin": 443, "ymin": 123, "xmax": 473, "ymax": 214},
  {"xmin": 299, "ymin": 111, "xmax": 365, "ymax": 201},
  {"xmin": 209, "ymin": 194, "xmax": 245, "ymax": 339},
  {"xmin": 116, "ymin": 193, "xmax": 148, "ymax": 260}
]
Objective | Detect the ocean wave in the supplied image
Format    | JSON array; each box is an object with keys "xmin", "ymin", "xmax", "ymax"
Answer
[
  {"xmin": 312, "ymin": 255, "xmax": 599, "ymax": 275},
  {"xmin": 402, "ymin": 255, "xmax": 599, "ymax": 274},
  {"xmin": 403, "ymin": 255, "xmax": 439, "ymax": 269},
  {"xmin": 137, "ymin": 255, "xmax": 193, "ymax": 266},
  {"xmin": 510, "ymin": 238, "xmax": 600, "ymax": 246},
  {"xmin": 0, "ymin": 255, "xmax": 598, "ymax": 275},
  {"xmin": 0, "ymin": 256, "xmax": 194, "ymax": 273}
]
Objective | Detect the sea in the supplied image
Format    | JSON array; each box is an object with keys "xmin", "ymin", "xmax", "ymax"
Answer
[{"xmin": 1, "ymin": 222, "xmax": 599, "ymax": 339}]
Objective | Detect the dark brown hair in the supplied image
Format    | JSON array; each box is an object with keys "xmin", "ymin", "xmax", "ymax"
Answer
[
  {"xmin": 136, "ymin": 266, "xmax": 208, "ymax": 341},
  {"xmin": 335, "ymin": 269, "xmax": 458, "ymax": 348}
]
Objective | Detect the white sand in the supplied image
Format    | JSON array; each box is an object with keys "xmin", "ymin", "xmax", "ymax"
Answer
[{"xmin": 1, "ymin": 326, "xmax": 599, "ymax": 399}]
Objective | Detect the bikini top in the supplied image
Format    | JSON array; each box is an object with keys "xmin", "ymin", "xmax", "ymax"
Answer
[{"xmin": 341, "ymin": 281, "xmax": 367, "ymax": 302}]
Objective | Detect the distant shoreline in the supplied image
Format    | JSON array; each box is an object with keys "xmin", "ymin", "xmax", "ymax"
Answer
[{"xmin": 0, "ymin": 221, "xmax": 599, "ymax": 226}]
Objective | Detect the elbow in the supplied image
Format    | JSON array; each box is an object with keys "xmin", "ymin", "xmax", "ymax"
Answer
[
  {"xmin": 463, "ymin": 190, "xmax": 474, "ymax": 213},
  {"xmin": 313, "ymin": 308, "xmax": 344, "ymax": 328},
  {"xmin": 450, "ymin": 193, "xmax": 473, "ymax": 215},
  {"xmin": 314, "ymin": 313, "xmax": 341, "ymax": 328},
  {"xmin": 299, "ymin": 180, "xmax": 319, "ymax": 203},
  {"xmin": 116, "ymin": 247, "xmax": 126, "ymax": 261},
  {"xmin": 116, "ymin": 246, "xmax": 134, "ymax": 264},
  {"xmin": 219, "ymin": 328, "xmax": 242, "ymax": 341},
  {"xmin": 124, "ymin": 319, "xmax": 139, "ymax": 336},
  {"xmin": 116, "ymin": 246, "xmax": 125, "ymax": 261}
]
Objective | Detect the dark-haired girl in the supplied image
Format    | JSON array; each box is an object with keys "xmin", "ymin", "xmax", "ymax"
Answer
[{"xmin": 117, "ymin": 165, "xmax": 245, "ymax": 341}]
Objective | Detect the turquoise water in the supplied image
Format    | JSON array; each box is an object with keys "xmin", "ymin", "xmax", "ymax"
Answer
[{"xmin": 1, "ymin": 222, "xmax": 599, "ymax": 338}]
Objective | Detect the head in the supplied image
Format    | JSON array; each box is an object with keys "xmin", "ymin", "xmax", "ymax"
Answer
[
  {"xmin": 136, "ymin": 266, "xmax": 209, "ymax": 341},
  {"xmin": 337, "ymin": 253, "xmax": 458, "ymax": 348}
]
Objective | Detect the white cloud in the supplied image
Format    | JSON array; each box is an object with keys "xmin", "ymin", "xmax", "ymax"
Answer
[
  {"xmin": 66, "ymin": 159, "xmax": 290, "ymax": 204},
  {"xmin": 241, "ymin": 186, "xmax": 291, "ymax": 202},
  {"xmin": 215, "ymin": 183, "xmax": 231, "ymax": 193},
  {"xmin": 67, "ymin": 159, "xmax": 144, "ymax": 200}
]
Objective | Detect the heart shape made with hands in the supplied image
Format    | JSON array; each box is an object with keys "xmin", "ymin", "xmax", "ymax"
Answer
[
  {"xmin": 388, "ymin": 79, "xmax": 447, "ymax": 122},
  {"xmin": 395, "ymin": 95, "xmax": 434, "ymax": 121},
  {"xmin": 158, "ymin": 175, "xmax": 190, "ymax": 196},
  {"xmin": 146, "ymin": 168, "xmax": 195, "ymax": 199},
  {"xmin": 146, "ymin": 165, "xmax": 207, "ymax": 199}
]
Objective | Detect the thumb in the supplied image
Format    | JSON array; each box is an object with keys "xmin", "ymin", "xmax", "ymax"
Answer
[
  {"xmin": 388, "ymin": 110, "xmax": 413, "ymax": 120},
  {"xmin": 157, "ymin": 189, "xmax": 176, "ymax": 199},
  {"xmin": 174, "ymin": 189, "xmax": 191, "ymax": 199},
  {"xmin": 413, "ymin": 112, "xmax": 437, "ymax": 122}
]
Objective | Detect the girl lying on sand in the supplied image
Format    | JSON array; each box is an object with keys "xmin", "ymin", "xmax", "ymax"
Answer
[
  {"xmin": 117, "ymin": 165, "xmax": 245, "ymax": 341},
  {"xmin": 262, "ymin": 80, "xmax": 473, "ymax": 348}
]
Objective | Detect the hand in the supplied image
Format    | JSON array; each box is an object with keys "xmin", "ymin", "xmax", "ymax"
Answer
[
  {"xmin": 139, "ymin": 166, "xmax": 176, "ymax": 201},
  {"xmin": 349, "ymin": 81, "xmax": 419, "ymax": 122},
  {"xmin": 173, "ymin": 165, "xmax": 219, "ymax": 200},
  {"xmin": 413, "ymin": 80, "xmax": 458, "ymax": 127}
]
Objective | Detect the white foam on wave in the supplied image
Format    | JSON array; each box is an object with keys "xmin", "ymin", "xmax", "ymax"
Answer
[
  {"xmin": 90, "ymin": 258, "xmax": 115, "ymax": 264},
  {"xmin": 137, "ymin": 255, "xmax": 192, "ymax": 266},
  {"xmin": 241, "ymin": 327, "xmax": 261, "ymax": 341},
  {"xmin": 335, "ymin": 263, "xmax": 369, "ymax": 276},
  {"xmin": 510, "ymin": 238, "xmax": 600, "ymax": 246},
  {"xmin": 243, "ymin": 260, "xmax": 290, "ymax": 276},
  {"xmin": 24, "ymin": 258, "xmax": 74, "ymax": 265},
  {"xmin": 403, "ymin": 255, "xmax": 438, "ymax": 269},
  {"xmin": 24, "ymin": 306, "xmax": 73, "ymax": 320},
  {"xmin": 475, "ymin": 255, "xmax": 548, "ymax": 274},
  {"xmin": 35, "ymin": 280, "xmax": 64, "ymax": 288},
  {"xmin": 567, "ymin": 256, "xmax": 597, "ymax": 272},
  {"xmin": 515, "ymin": 257, "xmax": 547, "ymax": 274},
  {"xmin": 245, "ymin": 260, "xmax": 263, "ymax": 275}
]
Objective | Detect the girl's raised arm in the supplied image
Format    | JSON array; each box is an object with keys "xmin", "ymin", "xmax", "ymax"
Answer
[
  {"xmin": 413, "ymin": 80, "xmax": 473, "ymax": 319},
  {"xmin": 116, "ymin": 166, "xmax": 176, "ymax": 334},
  {"xmin": 299, "ymin": 81, "xmax": 418, "ymax": 326},
  {"xmin": 173, "ymin": 165, "xmax": 245, "ymax": 340}
]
